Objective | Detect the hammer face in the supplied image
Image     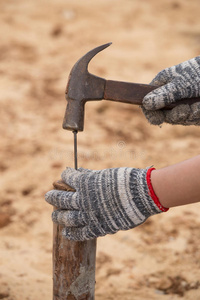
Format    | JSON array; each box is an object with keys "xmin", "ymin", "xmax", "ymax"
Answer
[
  {"xmin": 64, "ymin": 74, "xmax": 106, "ymax": 131},
  {"xmin": 63, "ymin": 95, "xmax": 85, "ymax": 131},
  {"xmin": 63, "ymin": 43, "xmax": 111, "ymax": 132}
]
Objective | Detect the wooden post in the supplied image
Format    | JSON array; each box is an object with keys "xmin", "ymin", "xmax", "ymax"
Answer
[{"xmin": 53, "ymin": 181, "xmax": 97, "ymax": 300}]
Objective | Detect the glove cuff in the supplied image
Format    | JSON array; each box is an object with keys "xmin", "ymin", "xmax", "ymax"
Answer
[{"xmin": 146, "ymin": 167, "xmax": 169, "ymax": 212}]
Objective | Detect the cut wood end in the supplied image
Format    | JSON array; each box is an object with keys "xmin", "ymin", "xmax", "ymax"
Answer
[{"xmin": 53, "ymin": 180, "xmax": 75, "ymax": 192}]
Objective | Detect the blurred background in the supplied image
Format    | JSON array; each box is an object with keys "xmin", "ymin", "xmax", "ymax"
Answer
[{"xmin": 0, "ymin": 0, "xmax": 200, "ymax": 299}]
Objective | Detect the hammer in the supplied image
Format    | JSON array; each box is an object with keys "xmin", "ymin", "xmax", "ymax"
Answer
[
  {"xmin": 53, "ymin": 43, "xmax": 200, "ymax": 300},
  {"xmin": 63, "ymin": 42, "xmax": 200, "ymax": 132}
]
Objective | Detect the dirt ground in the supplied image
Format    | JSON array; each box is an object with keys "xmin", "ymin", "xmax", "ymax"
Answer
[{"xmin": 1, "ymin": 0, "xmax": 200, "ymax": 299}]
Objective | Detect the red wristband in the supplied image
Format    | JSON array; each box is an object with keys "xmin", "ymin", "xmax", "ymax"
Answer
[{"xmin": 146, "ymin": 168, "xmax": 169, "ymax": 212}]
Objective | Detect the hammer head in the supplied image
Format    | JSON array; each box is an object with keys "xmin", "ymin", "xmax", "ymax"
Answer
[{"xmin": 63, "ymin": 42, "xmax": 112, "ymax": 132}]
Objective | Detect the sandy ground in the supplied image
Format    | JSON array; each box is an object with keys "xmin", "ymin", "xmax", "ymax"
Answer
[{"xmin": 1, "ymin": 0, "xmax": 200, "ymax": 299}]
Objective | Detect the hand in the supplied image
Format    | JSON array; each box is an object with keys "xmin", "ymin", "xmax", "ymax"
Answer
[
  {"xmin": 142, "ymin": 57, "xmax": 200, "ymax": 125},
  {"xmin": 45, "ymin": 167, "xmax": 167, "ymax": 241}
]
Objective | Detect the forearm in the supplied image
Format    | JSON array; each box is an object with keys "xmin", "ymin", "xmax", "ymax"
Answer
[{"xmin": 151, "ymin": 155, "xmax": 200, "ymax": 208}]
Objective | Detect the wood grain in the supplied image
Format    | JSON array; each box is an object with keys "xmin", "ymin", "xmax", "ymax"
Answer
[
  {"xmin": 52, "ymin": 180, "xmax": 96, "ymax": 300},
  {"xmin": 53, "ymin": 180, "xmax": 75, "ymax": 192}
]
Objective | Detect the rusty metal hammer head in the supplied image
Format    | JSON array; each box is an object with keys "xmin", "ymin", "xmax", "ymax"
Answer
[{"xmin": 63, "ymin": 42, "xmax": 112, "ymax": 132}]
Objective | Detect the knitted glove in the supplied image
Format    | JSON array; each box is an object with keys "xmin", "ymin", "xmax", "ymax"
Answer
[
  {"xmin": 142, "ymin": 56, "xmax": 200, "ymax": 125},
  {"xmin": 45, "ymin": 167, "xmax": 168, "ymax": 241}
]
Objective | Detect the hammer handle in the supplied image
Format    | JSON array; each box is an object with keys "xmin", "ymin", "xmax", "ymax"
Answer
[{"xmin": 104, "ymin": 80, "xmax": 200, "ymax": 109}]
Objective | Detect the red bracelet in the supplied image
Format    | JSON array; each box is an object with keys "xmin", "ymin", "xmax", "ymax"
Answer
[{"xmin": 146, "ymin": 168, "xmax": 169, "ymax": 212}]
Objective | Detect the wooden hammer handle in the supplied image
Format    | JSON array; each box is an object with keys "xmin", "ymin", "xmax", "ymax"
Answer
[{"xmin": 104, "ymin": 80, "xmax": 200, "ymax": 109}]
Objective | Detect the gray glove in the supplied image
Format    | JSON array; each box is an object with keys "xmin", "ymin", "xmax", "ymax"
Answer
[
  {"xmin": 142, "ymin": 56, "xmax": 200, "ymax": 125},
  {"xmin": 45, "ymin": 167, "xmax": 168, "ymax": 241}
]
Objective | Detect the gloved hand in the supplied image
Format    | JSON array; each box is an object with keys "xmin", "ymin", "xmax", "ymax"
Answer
[
  {"xmin": 45, "ymin": 167, "xmax": 168, "ymax": 241},
  {"xmin": 142, "ymin": 56, "xmax": 200, "ymax": 125}
]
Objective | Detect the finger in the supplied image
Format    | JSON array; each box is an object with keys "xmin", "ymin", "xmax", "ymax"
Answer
[
  {"xmin": 45, "ymin": 190, "xmax": 79, "ymax": 210},
  {"xmin": 61, "ymin": 167, "xmax": 82, "ymax": 189},
  {"xmin": 150, "ymin": 66, "xmax": 175, "ymax": 86},
  {"xmin": 62, "ymin": 225, "xmax": 106, "ymax": 241},
  {"xmin": 165, "ymin": 104, "xmax": 190, "ymax": 124},
  {"xmin": 190, "ymin": 102, "xmax": 200, "ymax": 119},
  {"xmin": 184, "ymin": 119, "xmax": 200, "ymax": 125},
  {"xmin": 143, "ymin": 80, "xmax": 180, "ymax": 110},
  {"xmin": 141, "ymin": 107, "xmax": 165, "ymax": 125},
  {"xmin": 52, "ymin": 210, "xmax": 87, "ymax": 227},
  {"xmin": 78, "ymin": 167, "xmax": 96, "ymax": 173},
  {"xmin": 180, "ymin": 102, "xmax": 200, "ymax": 125}
]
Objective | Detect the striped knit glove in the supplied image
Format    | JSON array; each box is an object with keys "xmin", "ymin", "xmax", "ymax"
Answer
[
  {"xmin": 45, "ymin": 167, "xmax": 168, "ymax": 241},
  {"xmin": 142, "ymin": 56, "xmax": 200, "ymax": 125}
]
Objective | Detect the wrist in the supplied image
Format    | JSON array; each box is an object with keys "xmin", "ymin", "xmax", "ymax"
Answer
[
  {"xmin": 146, "ymin": 168, "xmax": 169, "ymax": 212},
  {"xmin": 150, "ymin": 156, "xmax": 200, "ymax": 208}
]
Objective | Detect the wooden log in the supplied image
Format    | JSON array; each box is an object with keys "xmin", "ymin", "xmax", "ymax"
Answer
[
  {"xmin": 53, "ymin": 180, "xmax": 75, "ymax": 192},
  {"xmin": 53, "ymin": 180, "xmax": 97, "ymax": 300}
]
